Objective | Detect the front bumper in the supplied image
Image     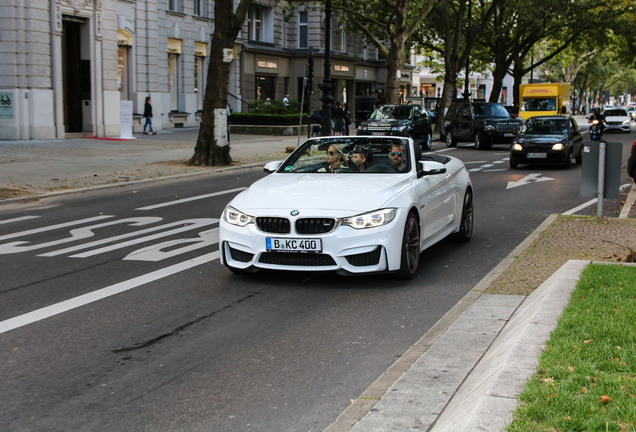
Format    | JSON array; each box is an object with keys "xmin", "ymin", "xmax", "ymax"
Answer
[
  {"xmin": 219, "ymin": 212, "xmax": 407, "ymax": 274},
  {"xmin": 510, "ymin": 148, "xmax": 570, "ymax": 165}
]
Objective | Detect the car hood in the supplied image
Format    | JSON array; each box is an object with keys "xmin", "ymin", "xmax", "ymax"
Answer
[
  {"xmin": 229, "ymin": 173, "xmax": 411, "ymax": 214},
  {"xmin": 605, "ymin": 115, "xmax": 630, "ymax": 122},
  {"xmin": 517, "ymin": 134, "xmax": 567, "ymax": 144}
]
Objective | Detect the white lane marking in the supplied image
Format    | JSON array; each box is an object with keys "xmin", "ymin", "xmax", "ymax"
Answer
[
  {"xmin": 0, "ymin": 251, "xmax": 220, "ymax": 334},
  {"xmin": 563, "ymin": 183, "xmax": 634, "ymax": 216},
  {"xmin": 124, "ymin": 228, "xmax": 218, "ymax": 261},
  {"xmin": 506, "ymin": 173, "xmax": 554, "ymax": 189},
  {"xmin": 135, "ymin": 187, "xmax": 248, "ymax": 210},
  {"xmin": 38, "ymin": 218, "xmax": 214, "ymax": 257},
  {"xmin": 563, "ymin": 198, "xmax": 597, "ymax": 215},
  {"xmin": 1, "ymin": 217, "xmax": 162, "ymax": 255},
  {"xmin": 0, "ymin": 216, "xmax": 41, "ymax": 225},
  {"xmin": 0, "ymin": 216, "xmax": 114, "ymax": 241},
  {"xmin": 69, "ymin": 219, "xmax": 218, "ymax": 258}
]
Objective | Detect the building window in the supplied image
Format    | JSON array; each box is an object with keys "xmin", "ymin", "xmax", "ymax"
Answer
[
  {"xmin": 169, "ymin": 0, "xmax": 183, "ymax": 13},
  {"xmin": 194, "ymin": 0, "xmax": 207, "ymax": 18},
  {"xmin": 248, "ymin": 7, "xmax": 262, "ymax": 41},
  {"xmin": 298, "ymin": 11, "xmax": 308, "ymax": 48},
  {"xmin": 247, "ymin": 6, "xmax": 273, "ymax": 43}
]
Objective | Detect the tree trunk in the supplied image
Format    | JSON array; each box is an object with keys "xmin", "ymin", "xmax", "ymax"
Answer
[{"xmin": 189, "ymin": 0, "xmax": 252, "ymax": 166}]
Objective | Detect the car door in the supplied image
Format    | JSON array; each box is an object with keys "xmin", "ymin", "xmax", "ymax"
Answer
[
  {"xmin": 570, "ymin": 117, "xmax": 583, "ymax": 155},
  {"xmin": 411, "ymin": 105, "xmax": 428, "ymax": 139},
  {"xmin": 414, "ymin": 161, "xmax": 457, "ymax": 245},
  {"xmin": 456, "ymin": 103, "xmax": 473, "ymax": 142}
]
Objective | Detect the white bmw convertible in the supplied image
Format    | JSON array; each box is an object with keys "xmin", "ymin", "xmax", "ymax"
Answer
[{"xmin": 219, "ymin": 136, "xmax": 473, "ymax": 279}]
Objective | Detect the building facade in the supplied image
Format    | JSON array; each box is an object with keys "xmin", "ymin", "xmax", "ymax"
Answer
[{"xmin": 0, "ymin": 0, "xmax": 422, "ymax": 140}]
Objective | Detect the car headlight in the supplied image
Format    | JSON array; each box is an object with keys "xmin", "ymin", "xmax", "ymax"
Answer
[
  {"xmin": 623, "ymin": 119, "xmax": 631, "ymax": 125},
  {"xmin": 552, "ymin": 143, "xmax": 565, "ymax": 151},
  {"xmin": 343, "ymin": 208, "xmax": 397, "ymax": 229},
  {"xmin": 391, "ymin": 125, "xmax": 408, "ymax": 132},
  {"xmin": 512, "ymin": 143, "xmax": 523, "ymax": 151},
  {"xmin": 223, "ymin": 206, "xmax": 255, "ymax": 227},
  {"xmin": 484, "ymin": 124, "xmax": 496, "ymax": 131}
]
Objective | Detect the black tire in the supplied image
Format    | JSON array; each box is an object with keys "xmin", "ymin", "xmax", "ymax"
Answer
[
  {"xmin": 474, "ymin": 131, "xmax": 486, "ymax": 150},
  {"xmin": 445, "ymin": 130, "xmax": 457, "ymax": 147},
  {"xmin": 509, "ymin": 159, "xmax": 518, "ymax": 169},
  {"xmin": 452, "ymin": 189, "xmax": 473, "ymax": 242},
  {"xmin": 396, "ymin": 212, "xmax": 420, "ymax": 279},
  {"xmin": 575, "ymin": 148, "xmax": 582, "ymax": 165}
]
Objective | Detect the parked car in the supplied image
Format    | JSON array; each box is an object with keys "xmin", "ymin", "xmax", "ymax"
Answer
[
  {"xmin": 627, "ymin": 139, "xmax": 636, "ymax": 181},
  {"xmin": 219, "ymin": 136, "xmax": 473, "ymax": 279},
  {"xmin": 356, "ymin": 104, "xmax": 433, "ymax": 151},
  {"xmin": 603, "ymin": 108, "xmax": 632, "ymax": 133},
  {"xmin": 441, "ymin": 101, "xmax": 522, "ymax": 149},
  {"xmin": 509, "ymin": 116, "xmax": 583, "ymax": 169}
]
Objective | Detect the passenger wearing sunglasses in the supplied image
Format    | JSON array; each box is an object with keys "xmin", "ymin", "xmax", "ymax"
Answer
[
  {"xmin": 389, "ymin": 144, "xmax": 408, "ymax": 172},
  {"xmin": 318, "ymin": 144, "xmax": 347, "ymax": 172}
]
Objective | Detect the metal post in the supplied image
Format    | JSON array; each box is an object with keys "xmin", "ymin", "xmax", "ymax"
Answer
[
  {"xmin": 597, "ymin": 141, "xmax": 606, "ymax": 217},
  {"xmin": 298, "ymin": 64, "xmax": 308, "ymax": 147},
  {"xmin": 320, "ymin": 0, "xmax": 333, "ymax": 136}
]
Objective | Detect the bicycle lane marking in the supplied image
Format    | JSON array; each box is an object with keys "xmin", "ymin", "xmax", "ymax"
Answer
[{"xmin": 0, "ymin": 250, "xmax": 220, "ymax": 335}]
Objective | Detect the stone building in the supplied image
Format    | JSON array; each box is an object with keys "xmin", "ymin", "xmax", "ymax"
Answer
[{"xmin": 0, "ymin": 0, "xmax": 419, "ymax": 140}]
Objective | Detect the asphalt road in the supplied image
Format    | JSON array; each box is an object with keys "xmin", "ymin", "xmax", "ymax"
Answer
[{"xmin": 1, "ymin": 130, "xmax": 634, "ymax": 431}]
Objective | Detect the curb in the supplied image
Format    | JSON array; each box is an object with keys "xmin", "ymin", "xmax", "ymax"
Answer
[{"xmin": 323, "ymin": 213, "xmax": 560, "ymax": 432}]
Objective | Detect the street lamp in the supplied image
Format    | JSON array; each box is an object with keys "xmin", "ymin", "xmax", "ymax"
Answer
[{"xmin": 320, "ymin": 0, "xmax": 333, "ymax": 136}]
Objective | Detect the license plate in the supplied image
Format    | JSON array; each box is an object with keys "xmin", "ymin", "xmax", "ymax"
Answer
[
  {"xmin": 370, "ymin": 131, "xmax": 386, "ymax": 136},
  {"xmin": 266, "ymin": 238, "xmax": 322, "ymax": 253},
  {"xmin": 504, "ymin": 133, "xmax": 516, "ymax": 137},
  {"xmin": 527, "ymin": 152, "xmax": 547, "ymax": 158}
]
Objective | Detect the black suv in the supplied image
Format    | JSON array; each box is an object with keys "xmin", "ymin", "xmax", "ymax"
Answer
[
  {"xmin": 441, "ymin": 101, "xmax": 522, "ymax": 149},
  {"xmin": 357, "ymin": 104, "xmax": 433, "ymax": 150}
]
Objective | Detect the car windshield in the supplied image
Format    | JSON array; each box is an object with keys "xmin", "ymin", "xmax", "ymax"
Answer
[
  {"xmin": 472, "ymin": 103, "xmax": 510, "ymax": 118},
  {"xmin": 521, "ymin": 118, "xmax": 568, "ymax": 135},
  {"xmin": 521, "ymin": 98, "xmax": 558, "ymax": 112},
  {"xmin": 604, "ymin": 109, "xmax": 628, "ymax": 116},
  {"xmin": 369, "ymin": 105, "xmax": 412, "ymax": 121},
  {"xmin": 277, "ymin": 137, "xmax": 411, "ymax": 174}
]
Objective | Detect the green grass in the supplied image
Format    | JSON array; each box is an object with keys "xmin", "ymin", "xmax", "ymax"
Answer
[{"xmin": 507, "ymin": 264, "xmax": 636, "ymax": 432}]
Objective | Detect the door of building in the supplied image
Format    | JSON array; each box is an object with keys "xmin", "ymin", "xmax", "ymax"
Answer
[{"xmin": 62, "ymin": 18, "xmax": 90, "ymax": 133}]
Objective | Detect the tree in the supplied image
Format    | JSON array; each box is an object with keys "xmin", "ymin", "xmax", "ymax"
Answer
[
  {"xmin": 336, "ymin": 0, "xmax": 437, "ymax": 104},
  {"xmin": 415, "ymin": 0, "xmax": 504, "ymax": 131},
  {"xmin": 190, "ymin": 0, "xmax": 253, "ymax": 167}
]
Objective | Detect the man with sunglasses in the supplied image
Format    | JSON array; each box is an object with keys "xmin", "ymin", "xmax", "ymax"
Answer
[{"xmin": 389, "ymin": 143, "xmax": 408, "ymax": 172}]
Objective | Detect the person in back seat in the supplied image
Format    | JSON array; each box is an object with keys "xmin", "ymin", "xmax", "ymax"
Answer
[{"xmin": 351, "ymin": 146, "xmax": 372, "ymax": 172}]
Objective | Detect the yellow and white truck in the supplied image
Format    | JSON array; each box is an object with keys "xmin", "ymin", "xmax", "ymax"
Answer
[{"xmin": 518, "ymin": 83, "xmax": 571, "ymax": 121}]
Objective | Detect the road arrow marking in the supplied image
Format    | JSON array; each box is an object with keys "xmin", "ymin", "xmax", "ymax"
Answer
[{"xmin": 506, "ymin": 173, "xmax": 554, "ymax": 190}]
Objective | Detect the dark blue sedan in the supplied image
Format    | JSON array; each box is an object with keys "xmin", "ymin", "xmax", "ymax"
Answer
[{"xmin": 510, "ymin": 116, "xmax": 584, "ymax": 169}]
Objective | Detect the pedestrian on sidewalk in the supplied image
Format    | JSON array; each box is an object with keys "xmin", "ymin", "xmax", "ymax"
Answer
[{"xmin": 143, "ymin": 96, "xmax": 157, "ymax": 135}]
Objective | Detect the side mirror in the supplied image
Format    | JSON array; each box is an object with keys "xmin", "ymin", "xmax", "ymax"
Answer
[
  {"xmin": 561, "ymin": 106, "xmax": 567, "ymax": 114},
  {"xmin": 263, "ymin": 161, "xmax": 283, "ymax": 173},
  {"xmin": 417, "ymin": 161, "xmax": 447, "ymax": 178}
]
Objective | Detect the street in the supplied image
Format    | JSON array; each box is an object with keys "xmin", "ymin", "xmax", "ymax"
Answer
[{"xmin": 0, "ymin": 130, "xmax": 634, "ymax": 431}]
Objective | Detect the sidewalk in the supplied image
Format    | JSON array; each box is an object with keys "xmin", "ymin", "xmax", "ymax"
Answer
[
  {"xmin": 1, "ymin": 127, "xmax": 635, "ymax": 431},
  {"xmin": 0, "ymin": 128, "xmax": 302, "ymax": 199}
]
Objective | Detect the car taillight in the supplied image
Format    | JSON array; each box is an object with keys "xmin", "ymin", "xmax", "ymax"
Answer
[{"xmin": 632, "ymin": 139, "xmax": 636, "ymax": 153}]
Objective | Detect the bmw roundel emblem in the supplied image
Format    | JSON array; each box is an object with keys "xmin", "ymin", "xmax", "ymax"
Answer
[{"xmin": 291, "ymin": 210, "xmax": 299, "ymax": 216}]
